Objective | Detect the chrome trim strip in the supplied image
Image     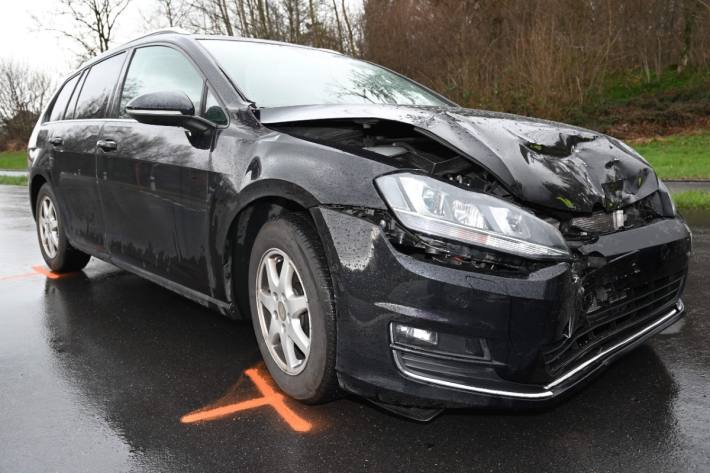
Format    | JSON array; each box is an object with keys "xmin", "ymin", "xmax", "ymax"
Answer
[
  {"xmin": 544, "ymin": 300, "xmax": 683, "ymax": 389},
  {"xmin": 392, "ymin": 301, "xmax": 683, "ymax": 400},
  {"xmin": 393, "ymin": 349, "xmax": 555, "ymax": 399},
  {"xmin": 389, "ymin": 323, "xmax": 554, "ymax": 399}
]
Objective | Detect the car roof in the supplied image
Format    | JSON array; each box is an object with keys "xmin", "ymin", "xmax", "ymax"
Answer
[{"xmin": 79, "ymin": 29, "xmax": 343, "ymax": 70}]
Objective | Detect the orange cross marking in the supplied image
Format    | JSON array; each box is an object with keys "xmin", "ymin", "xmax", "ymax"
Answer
[
  {"xmin": 0, "ymin": 266, "xmax": 64, "ymax": 282},
  {"xmin": 31, "ymin": 266, "xmax": 62, "ymax": 279},
  {"xmin": 180, "ymin": 367, "xmax": 312, "ymax": 432},
  {"xmin": 0, "ymin": 271, "xmax": 37, "ymax": 282}
]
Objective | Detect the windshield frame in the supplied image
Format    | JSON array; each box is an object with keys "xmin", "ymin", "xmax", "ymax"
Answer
[{"xmin": 197, "ymin": 38, "xmax": 457, "ymax": 109}]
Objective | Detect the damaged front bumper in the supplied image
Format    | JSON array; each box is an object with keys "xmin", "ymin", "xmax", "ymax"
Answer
[{"xmin": 313, "ymin": 206, "xmax": 691, "ymax": 408}]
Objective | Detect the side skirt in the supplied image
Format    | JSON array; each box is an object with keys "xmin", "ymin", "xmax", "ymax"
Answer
[{"xmin": 72, "ymin": 241, "xmax": 237, "ymax": 318}]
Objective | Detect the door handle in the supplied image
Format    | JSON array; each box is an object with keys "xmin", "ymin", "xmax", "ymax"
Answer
[
  {"xmin": 49, "ymin": 137, "xmax": 63, "ymax": 146},
  {"xmin": 97, "ymin": 139, "xmax": 117, "ymax": 152}
]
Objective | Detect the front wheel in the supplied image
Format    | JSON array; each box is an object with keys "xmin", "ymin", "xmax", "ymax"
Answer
[
  {"xmin": 35, "ymin": 183, "xmax": 91, "ymax": 273},
  {"xmin": 248, "ymin": 213, "xmax": 338, "ymax": 403}
]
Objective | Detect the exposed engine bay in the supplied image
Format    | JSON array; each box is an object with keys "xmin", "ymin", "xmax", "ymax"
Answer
[
  {"xmin": 272, "ymin": 118, "xmax": 509, "ymax": 197},
  {"xmin": 270, "ymin": 118, "xmax": 674, "ymax": 275}
]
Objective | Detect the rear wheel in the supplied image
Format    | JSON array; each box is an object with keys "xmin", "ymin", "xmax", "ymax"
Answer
[
  {"xmin": 35, "ymin": 183, "xmax": 91, "ymax": 273},
  {"xmin": 248, "ymin": 213, "xmax": 338, "ymax": 403}
]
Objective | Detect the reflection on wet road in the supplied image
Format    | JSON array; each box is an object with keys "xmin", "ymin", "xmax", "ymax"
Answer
[{"xmin": 1, "ymin": 186, "xmax": 709, "ymax": 472}]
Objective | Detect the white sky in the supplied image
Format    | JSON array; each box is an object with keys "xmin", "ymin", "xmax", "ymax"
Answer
[
  {"xmin": 0, "ymin": 0, "xmax": 362, "ymax": 81},
  {"xmin": 0, "ymin": 0, "xmax": 151, "ymax": 78}
]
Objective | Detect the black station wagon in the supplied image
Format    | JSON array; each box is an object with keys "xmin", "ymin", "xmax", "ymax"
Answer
[{"xmin": 27, "ymin": 30, "xmax": 691, "ymax": 420}]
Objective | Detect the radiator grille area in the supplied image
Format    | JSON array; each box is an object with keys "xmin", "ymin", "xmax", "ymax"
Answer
[{"xmin": 543, "ymin": 271, "xmax": 684, "ymax": 376}]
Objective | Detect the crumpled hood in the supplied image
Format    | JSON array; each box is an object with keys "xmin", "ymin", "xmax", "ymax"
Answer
[{"xmin": 260, "ymin": 104, "xmax": 659, "ymax": 213}]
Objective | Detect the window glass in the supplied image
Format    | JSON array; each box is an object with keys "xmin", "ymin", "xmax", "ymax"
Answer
[
  {"xmin": 48, "ymin": 74, "xmax": 79, "ymax": 122},
  {"xmin": 202, "ymin": 89, "xmax": 227, "ymax": 125},
  {"xmin": 73, "ymin": 53, "xmax": 125, "ymax": 119},
  {"xmin": 120, "ymin": 46, "xmax": 204, "ymax": 117},
  {"xmin": 200, "ymin": 40, "xmax": 449, "ymax": 108},
  {"xmin": 64, "ymin": 71, "xmax": 86, "ymax": 120}
]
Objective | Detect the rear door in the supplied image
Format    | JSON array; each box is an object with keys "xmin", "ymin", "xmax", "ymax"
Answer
[
  {"xmin": 47, "ymin": 53, "xmax": 126, "ymax": 253},
  {"xmin": 97, "ymin": 45, "xmax": 226, "ymax": 294}
]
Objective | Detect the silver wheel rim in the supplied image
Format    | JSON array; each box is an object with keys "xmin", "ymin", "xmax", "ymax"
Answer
[
  {"xmin": 255, "ymin": 248, "xmax": 312, "ymax": 375},
  {"xmin": 39, "ymin": 196, "xmax": 59, "ymax": 259}
]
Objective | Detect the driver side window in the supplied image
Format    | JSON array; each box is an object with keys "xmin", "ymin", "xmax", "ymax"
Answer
[{"xmin": 120, "ymin": 46, "xmax": 204, "ymax": 117}]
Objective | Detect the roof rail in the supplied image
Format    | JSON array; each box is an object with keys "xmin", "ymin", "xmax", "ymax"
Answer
[
  {"xmin": 78, "ymin": 29, "xmax": 191, "ymax": 69},
  {"xmin": 121, "ymin": 28, "xmax": 190, "ymax": 46}
]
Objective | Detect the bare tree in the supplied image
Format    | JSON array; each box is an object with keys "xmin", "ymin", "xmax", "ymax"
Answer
[
  {"xmin": 0, "ymin": 60, "xmax": 53, "ymax": 148},
  {"xmin": 35, "ymin": 0, "xmax": 132, "ymax": 60},
  {"xmin": 362, "ymin": 0, "xmax": 710, "ymax": 123},
  {"xmin": 186, "ymin": 0, "xmax": 234, "ymax": 35},
  {"xmin": 678, "ymin": 0, "xmax": 703, "ymax": 72},
  {"xmin": 158, "ymin": 0, "xmax": 359, "ymax": 53},
  {"xmin": 341, "ymin": 0, "xmax": 356, "ymax": 55},
  {"xmin": 143, "ymin": 0, "xmax": 192, "ymax": 29}
]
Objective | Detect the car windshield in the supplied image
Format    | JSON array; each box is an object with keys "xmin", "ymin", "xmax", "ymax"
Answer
[{"xmin": 200, "ymin": 40, "xmax": 449, "ymax": 108}]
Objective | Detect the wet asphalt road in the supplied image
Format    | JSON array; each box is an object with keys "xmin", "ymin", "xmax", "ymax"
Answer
[{"xmin": 1, "ymin": 185, "xmax": 709, "ymax": 473}]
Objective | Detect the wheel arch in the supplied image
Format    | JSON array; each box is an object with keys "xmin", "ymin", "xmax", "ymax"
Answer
[
  {"xmin": 221, "ymin": 182, "xmax": 322, "ymax": 319},
  {"xmin": 30, "ymin": 174, "xmax": 48, "ymax": 219}
]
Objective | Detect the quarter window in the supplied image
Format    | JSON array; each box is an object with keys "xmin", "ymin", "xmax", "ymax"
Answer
[
  {"xmin": 48, "ymin": 74, "xmax": 80, "ymax": 122},
  {"xmin": 73, "ymin": 53, "xmax": 126, "ymax": 119},
  {"xmin": 203, "ymin": 89, "xmax": 227, "ymax": 125},
  {"xmin": 120, "ymin": 46, "xmax": 204, "ymax": 117}
]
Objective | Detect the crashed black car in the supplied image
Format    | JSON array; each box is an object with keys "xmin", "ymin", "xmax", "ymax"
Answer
[{"xmin": 28, "ymin": 31, "xmax": 691, "ymax": 418}]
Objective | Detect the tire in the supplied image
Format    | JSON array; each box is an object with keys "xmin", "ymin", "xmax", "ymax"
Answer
[
  {"xmin": 248, "ymin": 212, "xmax": 338, "ymax": 403},
  {"xmin": 35, "ymin": 183, "xmax": 91, "ymax": 273}
]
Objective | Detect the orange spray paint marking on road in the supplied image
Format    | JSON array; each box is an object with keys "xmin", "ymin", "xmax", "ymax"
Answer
[
  {"xmin": 0, "ymin": 265, "xmax": 65, "ymax": 282},
  {"xmin": 0, "ymin": 271, "xmax": 38, "ymax": 282},
  {"xmin": 31, "ymin": 266, "xmax": 62, "ymax": 279},
  {"xmin": 180, "ymin": 367, "xmax": 313, "ymax": 432}
]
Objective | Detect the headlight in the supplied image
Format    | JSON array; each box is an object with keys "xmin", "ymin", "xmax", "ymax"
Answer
[{"xmin": 375, "ymin": 172, "xmax": 569, "ymax": 259}]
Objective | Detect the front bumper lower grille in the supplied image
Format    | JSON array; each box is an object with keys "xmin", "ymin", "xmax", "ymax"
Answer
[
  {"xmin": 392, "ymin": 301, "xmax": 684, "ymax": 400},
  {"xmin": 543, "ymin": 271, "xmax": 685, "ymax": 376}
]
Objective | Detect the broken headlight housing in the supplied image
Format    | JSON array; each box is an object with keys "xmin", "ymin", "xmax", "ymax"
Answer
[{"xmin": 375, "ymin": 172, "xmax": 569, "ymax": 259}]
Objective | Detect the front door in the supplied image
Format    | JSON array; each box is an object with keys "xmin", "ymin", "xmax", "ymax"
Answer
[{"xmin": 98, "ymin": 45, "xmax": 217, "ymax": 294}]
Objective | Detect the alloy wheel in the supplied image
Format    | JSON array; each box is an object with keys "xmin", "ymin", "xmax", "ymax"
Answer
[
  {"xmin": 255, "ymin": 248, "xmax": 312, "ymax": 375},
  {"xmin": 39, "ymin": 196, "xmax": 59, "ymax": 259}
]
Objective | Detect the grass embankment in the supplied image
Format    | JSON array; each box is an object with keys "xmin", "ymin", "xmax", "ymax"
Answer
[
  {"xmin": 578, "ymin": 68, "xmax": 710, "ymax": 139},
  {"xmin": 632, "ymin": 132, "xmax": 710, "ymax": 180},
  {"xmin": 630, "ymin": 131, "xmax": 710, "ymax": 210},
  {"xmin": 0, "ymin": 150, "xmax": 29, "ymax": 186},
  {"xmin": 0, "ymin": 175, "xmax": 27, "ymax": 186},
  {"xmin": 0, "ymin": 150, "xmax": 27, "ymax": 170},
  {"xmin": 671, "ymin": 191, "xmax": 710, "ymax": 211}
]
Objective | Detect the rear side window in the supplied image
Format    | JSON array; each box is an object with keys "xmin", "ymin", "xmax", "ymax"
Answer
[
  {"xmin": 48, "ymin": 74, "xmax": 80, "ymax": 122},
  {"xmin": 119, "ymin": 46, "xmax": 204, "ymax": 117},
  {"xmin": 73, "ymin": 53, "xmax": 126, "ymax": 119}
]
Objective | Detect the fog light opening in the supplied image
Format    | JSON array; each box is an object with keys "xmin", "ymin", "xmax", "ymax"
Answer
[{"xmin": 392, "ymin": 323, "xmax": 439, "ymax": 348}]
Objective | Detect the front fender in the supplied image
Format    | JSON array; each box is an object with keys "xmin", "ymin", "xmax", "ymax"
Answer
[{"xmin": 208, "ymin": 127, "xmax": 394, "ymax": 308}]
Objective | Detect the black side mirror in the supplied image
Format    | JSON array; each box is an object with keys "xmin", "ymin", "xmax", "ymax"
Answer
[{"xmin": 126, "ymin": 91, "xmax": 215, "ymax": 135}]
